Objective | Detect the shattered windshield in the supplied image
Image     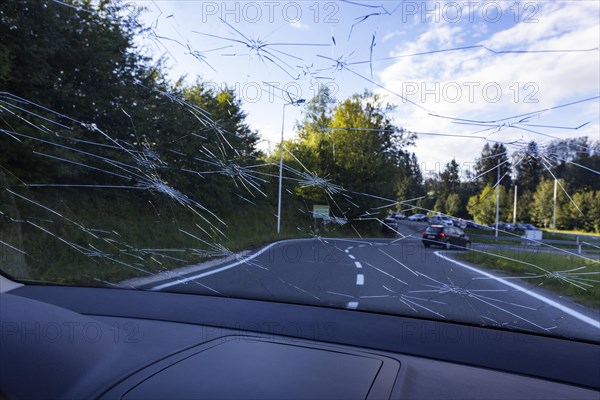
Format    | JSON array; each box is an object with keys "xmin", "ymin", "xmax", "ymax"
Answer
[{"xmin": 1, "ymin": 0, "xmax": 599, "ymax": 342}]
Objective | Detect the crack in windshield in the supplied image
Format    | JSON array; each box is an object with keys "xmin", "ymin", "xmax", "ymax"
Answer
[{"xmin": 0, "ymin": 0, "xmax": 599, "ymax": 342}]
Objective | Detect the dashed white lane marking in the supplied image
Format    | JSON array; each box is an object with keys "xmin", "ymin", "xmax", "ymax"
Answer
[
  {"xmin": 358, "ymin": 244, "xmax": 366, "ymax": 248},
  {"xmin": 435, "ymin": 251, "xmax": 600, "ymax": 330},
  {"xmin": 344, "ymin": 249, "xmax": 349, "ymax": 253},
  {"xmin": 347, "ymin": 246, "xmax": 354, "ymax": 250},
  {"xmin": 348, "ymin": 254, "xmax": 356, "ymax": 260},
  {"xmin": 356, "ymin": 274, "xmax": 364, "ymax": 285},
  {"xmin": 346, "ymin": 301, "xmax": 359, "ymax": 309},
  {"xmin": 354, "ymin": 261, "xmax": 362, "ymax": 269}
]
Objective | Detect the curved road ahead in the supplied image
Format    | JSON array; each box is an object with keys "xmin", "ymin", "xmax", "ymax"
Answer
[{"xmin": 140, "ymin": 223, "xmax": 600, "ymax": 342}]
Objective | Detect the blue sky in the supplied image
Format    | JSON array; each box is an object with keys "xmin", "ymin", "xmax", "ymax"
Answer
[{"xmin": 134, "ymin": 1, "xmax": 599, "ymax": 177}]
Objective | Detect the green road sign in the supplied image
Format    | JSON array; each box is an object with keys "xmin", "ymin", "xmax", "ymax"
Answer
[{"xmin": 312, "ymin": 205, "xmax": 329, "ymax": 219}]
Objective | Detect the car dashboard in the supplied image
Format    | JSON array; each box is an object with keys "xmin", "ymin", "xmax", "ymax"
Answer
[{"xmin": 1, "ymin": 280, "xmax": 599, "ymax": 399}]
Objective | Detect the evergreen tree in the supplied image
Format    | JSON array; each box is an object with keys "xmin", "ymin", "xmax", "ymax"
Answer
[{"xmin": 474, "ymin": 143, "xmax": 511, "ymax": 190}]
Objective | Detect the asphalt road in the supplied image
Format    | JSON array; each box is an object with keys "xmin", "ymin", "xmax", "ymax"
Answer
[{"xmin": 141, "ymin": 222, "xmax": 600, "ymax": 341}]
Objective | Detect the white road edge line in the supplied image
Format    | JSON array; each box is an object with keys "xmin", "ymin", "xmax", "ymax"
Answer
[
  {"xmin": 435, "ymin": 251, "xmax": 600, "ymax": 329},
  {"xmin": 346, "ymin": 301, "xmax": 359, "ymax": 309},
  {"xmin": 354, "ymin": 261, "xmax": 362, "ymax": 269},
  {"xmin": 356, "ymin": 274, "xmax": 364, "ymax": 285},
  {"xmin": 151, "ymin": 241, "xmax": 286, "ymax": 291}
]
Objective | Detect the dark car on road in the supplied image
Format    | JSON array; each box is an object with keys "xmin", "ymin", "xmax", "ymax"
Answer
[
  {"xmin": 422, "ymin": 225, "xmax": 471, "ymax": 249},
  {"xmin": 490, "ymin": 222, "xmax": 516, "ymax": 232},
  {"xmin": 515, "ymin": 224, "xmax": 539, "ymax": 231},
  {"xmin": 381, "ymin": 216, "xmax": 398, "ymax": 234}
]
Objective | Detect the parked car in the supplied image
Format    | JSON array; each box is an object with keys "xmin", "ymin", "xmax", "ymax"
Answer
[
  {"xmin": 466, "ymin": 220, "xmax": 482, "ymax": 229},
  {"xmin": 451, "ymin": 218, "xmax": 467, "ymax": 229},
  {"xmin": 392, "ymin": 212, "xmax": 406, "ymax": 220},
  {"xmin": 429, "ymin": 215, "xmax": 453, "ymax": 226},
  {"xmin": 514, "ymin": 223, "xmax": 526, "ymax": 231},
  {"xmin": 422, "ymin": 225, "xmax": 471, "ymax": 249},
  {"xmin": 490, "ymin": 222, "xmax": 515, "ymax": 232},
  {"xmin": 522, "ymin": 223, "xmax": 539, "ymax": 231},
  {"xmin": 408, "ymin": 213, "xmax": 428, "ymax": 221}
]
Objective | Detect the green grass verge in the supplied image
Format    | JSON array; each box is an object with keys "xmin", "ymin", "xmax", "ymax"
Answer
[
  {"xmin": 454, "ymin": 250, "xmax": 600, "ymax": 309},
  {"xmin": 471, "ymin": 238, "xmax": 518, "ymax": 246},
  {"xmin": 541, "ymin": 229, "xmax": 600, "ymax": 240},
  {"xmin": 468, "ymin": 229, "xmax": 600, "ymax": 251},
  {"xmin": 1, "ymin": 190, "xmax": 386, "ymax": 285}
]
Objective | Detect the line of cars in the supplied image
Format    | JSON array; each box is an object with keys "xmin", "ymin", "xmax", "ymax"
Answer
[
  {"xmin": 382, "ymin": 213, "xmax": 472, "ymax": 250},
  {"xmin": 384, "ymin": 212, "xmax": 467, "ymax": 230},
  {"xmin": 407, "ymin": 213, "xmax": 469, "ymax": 229},
  {"xmin": 490, "ymin": 222, "xmax": 539, "ymax": 232},
  {"xmin": 383, "ymin": 212, "xmax": 472, "ymax": 249},
  {"xmin": 382, "ymin": 212, "xmax": 428, "ymax": 234},
  {"xmin": 383, "ymin": 212, "xmax": 538, "ymax": 248}
]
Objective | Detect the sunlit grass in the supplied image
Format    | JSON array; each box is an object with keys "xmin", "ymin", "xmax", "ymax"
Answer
[
  {"xmin": 454, "ymin": 250, "xmax": 600, "ymax": 309},
  {"xmin": 541, "ymin": 229, "xmax": 600, "ymax": 240}
]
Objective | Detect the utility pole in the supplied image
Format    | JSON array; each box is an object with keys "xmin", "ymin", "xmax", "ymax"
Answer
[
  {"xmin": 276, "ymin": 103, "xmax": 286, "ymax": 235},
  {"xmin": 495, "ymin": 163, "xmax": 500, "ymax": 238},
  {"xmin": 552, "ymin": 178, "xmax": 557, "ymax": 230},
  {"xmin": 513, "ymin": 185, "xmax": 517, "ymax": 225},
  {"xmin": 277, "ymin": 99, "xmax": 305, "ymax": 234}
]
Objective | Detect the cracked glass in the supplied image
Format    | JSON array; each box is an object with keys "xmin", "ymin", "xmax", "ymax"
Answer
[{"xmin": 1, "ymin": 0, "xmax": 599, "ymax": 342}]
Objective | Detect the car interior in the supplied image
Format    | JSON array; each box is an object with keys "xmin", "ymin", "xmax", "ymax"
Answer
[
  {"xmin": 1, "ymin": 1, "xmax": 599, "ymax": 399},
  {"xmin": 1, "ymin": 274, "xmax": 599, "ymax": 399}
]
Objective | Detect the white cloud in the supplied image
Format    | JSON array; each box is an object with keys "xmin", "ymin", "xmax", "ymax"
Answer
[
  {"xmin": 377, "ymin": 1, "xmax": 599, "ymax": 168},
  {"xmin": 290, "ymin": 21, "xmax": 309, "ymax": 30},
  {"xmin": 382, "ymin": 31, "xmax": 405, "ymax": 42}
]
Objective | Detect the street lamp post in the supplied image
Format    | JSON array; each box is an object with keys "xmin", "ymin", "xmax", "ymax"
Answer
[
  {"xmin": 513, "ymin": 185, "xmax": 518, "ymax": 225},
  {"xmin": 552, "ymin": 178, "xmax": 557, "ymax": 230},
  {"xmin": 494, "ymin": 163, "xmax": 500, "ymax": 238},
  {"xmin": 277, "ymin": 99, "xmax": 305, "ymax": 234}
]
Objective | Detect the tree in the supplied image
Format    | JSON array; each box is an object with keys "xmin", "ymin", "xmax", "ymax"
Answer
[
  {"xmin": 0, "ymin": 0, "xmax": 157, "ymax": 184},
  {"xmin": 568, "ymin": 191, "xmax": 600, "ymax": 233},
  {"xmin": 545, "ymin": 137, "xmax": 599, "ymax": 192},
  {"xmin": 0, "ymin": 0, "xmax": 263, "ymax": 216},
  {"xmin": 467, "ymin": 185, "xmax": 508, "ymax": 225},
  {"xmin": 515, "ymin": 190, "xmax": 534, "ymax": 223},
  {"xmin": 434, "ymin": 197, "xmax": 445, "ymax": 213},
  {"xmin": 531, "ymin": 179, "xmax": 569, "ymax": 229},
  {"xmin": 288, "ymin": 90, "xmax": 415, "ymax": 216},
  {"xmin": 292, "ymin": 86, "xmax": 336, "ymax": 177},
  {"xmin": 445, "ymin": 193, "xmax": 462, "ymax": 216},
  {"xmin": 396, "ymin": 152, "xmax": 424, "ymax": 205},
  {"xmin": 149, "ymin": 82, "xmax": 262, "ymax": 211},
  {"xmin": 513, "ymin": 141, "xmax": 543, "ymax": 193},
  {"xmin": 419, "ymin": 175, "xmax": 439, "ymax": 214},
  {"xmin": 440, "ymin": 159, "xmax": 460, "ymax": 196},
  {"xmin": 474, "ymin": 143, "xmax": 511, "ymax": 190}
]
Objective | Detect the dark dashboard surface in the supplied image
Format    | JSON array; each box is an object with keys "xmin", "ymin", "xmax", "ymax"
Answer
[{"xmin": 1, "ymin": 285, "xmax": 599, "ymax": 399}]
